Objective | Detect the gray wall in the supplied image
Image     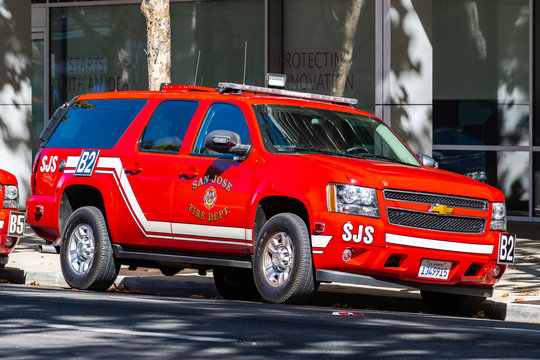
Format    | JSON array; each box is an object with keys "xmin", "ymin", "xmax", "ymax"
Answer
[{"xmin": 0, "ymin": 0, "xmax": 32, "ymax": 206}]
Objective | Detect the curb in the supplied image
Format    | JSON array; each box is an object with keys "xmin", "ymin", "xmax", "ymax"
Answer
[{"xmin": 2, "ymin": 266, "xmax": 540, "ymax": 324}]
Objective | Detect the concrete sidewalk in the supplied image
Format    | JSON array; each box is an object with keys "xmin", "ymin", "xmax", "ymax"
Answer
[{"xmin": 1, "ymin": 222, "xmax": 539, "ymax": 324}]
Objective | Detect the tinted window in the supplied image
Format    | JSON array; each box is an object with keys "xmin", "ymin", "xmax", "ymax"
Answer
[
  {"xmin": 140, "ymin": 100, "xmax": 198, "ymax": 153},
  {"xmin": 46, "ymin": 99, "xmax": 147, "ymax": 149},
  {"xmin": 254, "ymin": 104, "xmax": 420, "ymax": 166},
  {"xmin": 192, "ymin": 103, "xmax": 251, "ymax": 156}
]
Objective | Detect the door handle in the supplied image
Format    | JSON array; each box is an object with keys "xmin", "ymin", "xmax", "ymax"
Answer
[
  {"xmin": 179, "ymin": 170, "xmax": 198, "ymax": 180},
  {"xmin": 124, "ymin": 164, "xmax": 143, "ymax": 175}
]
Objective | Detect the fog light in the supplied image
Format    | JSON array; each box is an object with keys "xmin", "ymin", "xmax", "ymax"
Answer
[
  {"xmin": 5, "ymin": 237, "xmax": 15, "ymax": 248},
  {"xmin": 493, "ymin": 264, "xmax": 501, "ymax": 278},
  {"xmin": 342, "ymin": 248, "xmax": 353, "ymax": 262}
]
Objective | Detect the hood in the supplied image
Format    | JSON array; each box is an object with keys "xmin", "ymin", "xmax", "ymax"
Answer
[{"xmin": 297, "ymin": 154, "xmax": 504, "ymax": 201}]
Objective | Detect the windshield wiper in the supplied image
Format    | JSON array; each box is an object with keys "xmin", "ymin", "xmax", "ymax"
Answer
[
  {"xmin": 354, "ymin": 153, "xmax": 410, "ymax": 165},
  {"xmin": 278, "ymin": 147, "xmax": 340, "ymax": 156},
  {"xmin": 277, "ymin": 147, "xmax": 411, "ymax": 165}
]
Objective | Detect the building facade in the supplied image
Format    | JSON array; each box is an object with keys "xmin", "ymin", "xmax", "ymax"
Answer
[{"xmin": 24, "ymin": 0, "xmax": 535, "ymax": 221}]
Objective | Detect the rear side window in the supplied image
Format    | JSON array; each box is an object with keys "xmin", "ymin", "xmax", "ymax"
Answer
[
  {"xmin": 46, "ymin": 99, "xmax": 147, "ymax": 149},
  {"xmin": 139, "ymin": 100, "xmax": 198, "ymax": 153}
]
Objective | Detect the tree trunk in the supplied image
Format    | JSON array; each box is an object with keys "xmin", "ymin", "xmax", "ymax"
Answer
[
  {"xmin": 141, "ymin": 0, "xmax": 171, "ymax": 90},
  {"xmin": 332, "ymin": 0, "xmax": 365, "ymax": 97}
]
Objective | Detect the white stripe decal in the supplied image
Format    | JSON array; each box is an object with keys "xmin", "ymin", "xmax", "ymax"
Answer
[
  {"xmin": 311, "ymin": 235, "xmax": 332, "ymax": 248},
  {"xmin": 385, "ymin": 233, "xmax": 494, "ymax": 255},
  {"xmin": 171, "ymin": 223, "xmax": 246, "ymax": 240},
  {"xmin": 312, "ymin": 250, "xmax": 324, "ymax": 254},
  {"xmin": 65, "ymin": 156, "xmax": 249, "ymax": 245},
  {"xmin": 0, "ymin": 220, "xmax": 4, "ymax": 229}
]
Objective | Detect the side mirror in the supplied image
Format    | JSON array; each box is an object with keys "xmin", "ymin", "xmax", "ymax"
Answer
[
  {"xmin": 204, "ymin": 130, "xmax": 251, "ymax": 157},
  {"xmin": 417, "ymin": 154, "xmax": 439, "ymax": 168}
]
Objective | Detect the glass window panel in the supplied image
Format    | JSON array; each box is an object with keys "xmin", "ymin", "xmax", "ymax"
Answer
[
  {"xmin": 32, "ymin": 38, "xmax": 45, "ymax": 158},
  {"xmin": 278, "ymin": 0, "xmax": 375, "ymax": 113},
  {"xmin": 50, "ymin": 5, "xmax": 147, "ymax": 113},
  {"xmin": 192, "ymin": 103, "xmax": 250, "ymax": 157},
  {"xmin": 433, "ymin": 0, "xmax": 529, "ymax": 146},
  {"xmin": 170, "ymin": 0, "xmax": 264, "ymax": 87},
  {"xmin": 140, "ymin": 100, "xmax": 199, "ymax": 153},
  {"xmin": 46, "ymin": 99, "xmax": 147, "ymax": 149},
  {"xmin": 433, "ymin": 149, "xmax": 529, "ymax": 216}
]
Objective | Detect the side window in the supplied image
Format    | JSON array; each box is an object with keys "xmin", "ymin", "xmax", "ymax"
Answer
[
  {"xmin": 140, "ymin": 100, "xmax": 198, "ymax": 153},
  {"xmin": 192, "ymin": 102, "xmax": 251, "ymax": 156}
]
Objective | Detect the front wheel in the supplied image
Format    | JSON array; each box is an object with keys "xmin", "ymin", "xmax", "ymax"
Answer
[
  {"xmin": 253, "ymin": 213, "xmax": 315, "ymax": 304},
  {"xmin": 421, "ymin": 290, "xmax": 486, "ymax": 317},
  {"xmin": 61, "ymin": 206, "xmax": 119, "ymax": 290}
]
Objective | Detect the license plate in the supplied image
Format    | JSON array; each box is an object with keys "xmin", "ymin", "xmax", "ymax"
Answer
[
  {"xmin": 498, "ymin": 233, "xmax": 516, "ymax": 264},
  {"xmin": 418, "ymin": 259, "xmax": 451, "ymax": 280},
  {"xmin": 7, "ymin": 212, "xmax": 25, "ymax": 237}
]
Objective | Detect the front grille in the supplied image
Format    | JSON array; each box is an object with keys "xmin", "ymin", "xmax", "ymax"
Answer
[
  {"xmin": 383, "ymin": 190, "xmax": 488, "ymax": 210},
  {"xmin": 387, "ymin": 208, "xmax": 486, "ymax": 234}
]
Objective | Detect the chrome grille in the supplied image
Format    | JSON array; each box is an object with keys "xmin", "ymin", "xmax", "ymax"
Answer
[
  {"xmin": 383, "ymin": 190, "xmax": 488, "ymax": 210},
  {"xmin": 387, "ymin": 208, "xmax": 486, "ymax": 234}
]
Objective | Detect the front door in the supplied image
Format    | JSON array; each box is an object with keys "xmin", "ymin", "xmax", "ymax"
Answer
[{"xmin": 171, "ymin": 102, "xmax": 256, "ymax": 256}]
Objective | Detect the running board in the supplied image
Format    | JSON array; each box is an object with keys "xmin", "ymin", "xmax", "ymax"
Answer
[
  {"xmin": 112, "ymin": 244, "xmax": 252, "ymax": 269},
  {"xmin": 316, "ymin": 270, "xmax": 493, "ymax": 298}
]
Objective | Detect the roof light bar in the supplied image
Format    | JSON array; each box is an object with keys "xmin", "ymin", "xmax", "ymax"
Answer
[{"xmin": 218, "ymin": 82, "xmax": 358, "ymax": 106}]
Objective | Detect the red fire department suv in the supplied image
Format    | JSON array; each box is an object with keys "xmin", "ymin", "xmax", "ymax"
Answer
[
  {"xmin": 0, "ymin": 169, "xmax": 25, "ymax": 270},
  {"xmin": 27, "ymin": 78, "xmax": 515, "ymax": 315}
]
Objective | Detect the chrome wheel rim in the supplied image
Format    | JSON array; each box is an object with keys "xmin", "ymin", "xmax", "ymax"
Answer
[
  {"xmin": 67, "ymin": 224, "xmax": 96, "ymax": 275},
  {"xmin": 262, "ymin": 231, "xmax": 294, "ymax": 287}
]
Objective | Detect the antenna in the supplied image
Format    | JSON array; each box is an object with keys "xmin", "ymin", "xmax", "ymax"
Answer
[
  {"xmin": 193, "ymin": 50, "xmax": 201, "ymax": 86},
  {"xmin": 243, "ymin": 41, "xmax": 247, "ymax": 85}
]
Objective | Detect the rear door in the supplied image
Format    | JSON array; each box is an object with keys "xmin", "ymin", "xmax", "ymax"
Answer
[{"xmin": 114, "ymin": 99, "xmax": 199, "ymax": 247}]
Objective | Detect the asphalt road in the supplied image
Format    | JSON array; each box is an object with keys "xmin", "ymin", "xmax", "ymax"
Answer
[{"xmin": 0, "ymin": 284, "xmax": 538, "ymax": 359}]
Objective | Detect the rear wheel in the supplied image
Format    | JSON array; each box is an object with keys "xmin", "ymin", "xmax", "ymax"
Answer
[
  {"xmin": 253, "ymin": 213, "xmax": 315, "ymax": 304},
  {"xmin": 61, "ymin": 206, "xmax": 119, "ymax": 290},
  {"xmin": 421, "ymin": 290, "xmax": 486, "ymax": 317},
  {"xmin": 213, "ymin": 267, "xmax": 259, "ymax": 301}
]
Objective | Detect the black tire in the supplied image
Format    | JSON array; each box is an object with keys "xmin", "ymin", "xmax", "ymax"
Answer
[
  {"xmin": 213, "ymin": 267, "xmax": 260, "ymax": 301},
  {"xmin": 60, "ymin": 206, "xmax": 119, "ymax": 290},
  {"xmin": 253, "ymin": 213, "xmax": 315, "ymax": 304},
  {"xmin": 421, "ymin": 290, "xmax": 486, "ymax": 317}
]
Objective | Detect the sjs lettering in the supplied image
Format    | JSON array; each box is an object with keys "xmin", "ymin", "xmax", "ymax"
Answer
[
  {"xmin": 342, "ymin": 223, "xmax": 374, "ymax": 244},
  {"xmin": 40, "ymin": 155, "xmax": 58, "ymax": 173}
]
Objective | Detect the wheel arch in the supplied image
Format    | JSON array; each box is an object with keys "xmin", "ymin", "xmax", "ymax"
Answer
[
  {"xmin": 59, "ymin": 185, "xmax": 106, "ymax": 238},
  {"xmin": 252, "ymin": 195, "xmax": 310, "ymax": 245}
]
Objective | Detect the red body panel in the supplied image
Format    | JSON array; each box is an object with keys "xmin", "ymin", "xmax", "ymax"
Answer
[{"xmin": 0, "ymin": 169, "xmax": 21, "ymax": 255}]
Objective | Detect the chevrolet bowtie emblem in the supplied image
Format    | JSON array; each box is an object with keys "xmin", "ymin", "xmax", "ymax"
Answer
[{"xmin": 430, "ymin": 204, "xmax": 454, "ymax": 215}]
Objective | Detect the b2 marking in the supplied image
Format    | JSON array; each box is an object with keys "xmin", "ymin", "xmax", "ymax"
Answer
[
  {"xmin": 75, "ymin": 150, "xmax": 99, "ymax": 177},
  {"xmin": 498, "ymin": 234, "xmax": 516, "ymax": 264},
  {"xmin": 342, "ymin": 223, "xmax": 374, "ymax": 244}
]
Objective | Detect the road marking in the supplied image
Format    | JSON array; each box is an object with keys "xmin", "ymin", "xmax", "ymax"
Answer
[{"xmin": 29, "ymin": 322, "xmax": 237, "ymax": 343}]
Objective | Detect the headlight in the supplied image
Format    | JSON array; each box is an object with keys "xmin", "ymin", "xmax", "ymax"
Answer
[
  {"xmin": 490, "ymin": 202, "xmax": 506, "ymax": 231},
  {"xmin": 327, "ymin": 183, "xmax": 379, "ymax": 218},
  {"xmin": 3, "ymin": 185, "xmax": 19, "ymax": 210}
]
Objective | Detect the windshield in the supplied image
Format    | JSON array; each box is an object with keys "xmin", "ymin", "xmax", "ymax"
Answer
[{"xmin": 254, "ymin": 104, "xmax": 421, "ymax": 166}]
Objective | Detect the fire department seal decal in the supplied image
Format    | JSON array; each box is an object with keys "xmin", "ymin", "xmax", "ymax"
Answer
[{"xmin": 203, "ymin": 186, "xmax": 217, "ymax": 210}]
